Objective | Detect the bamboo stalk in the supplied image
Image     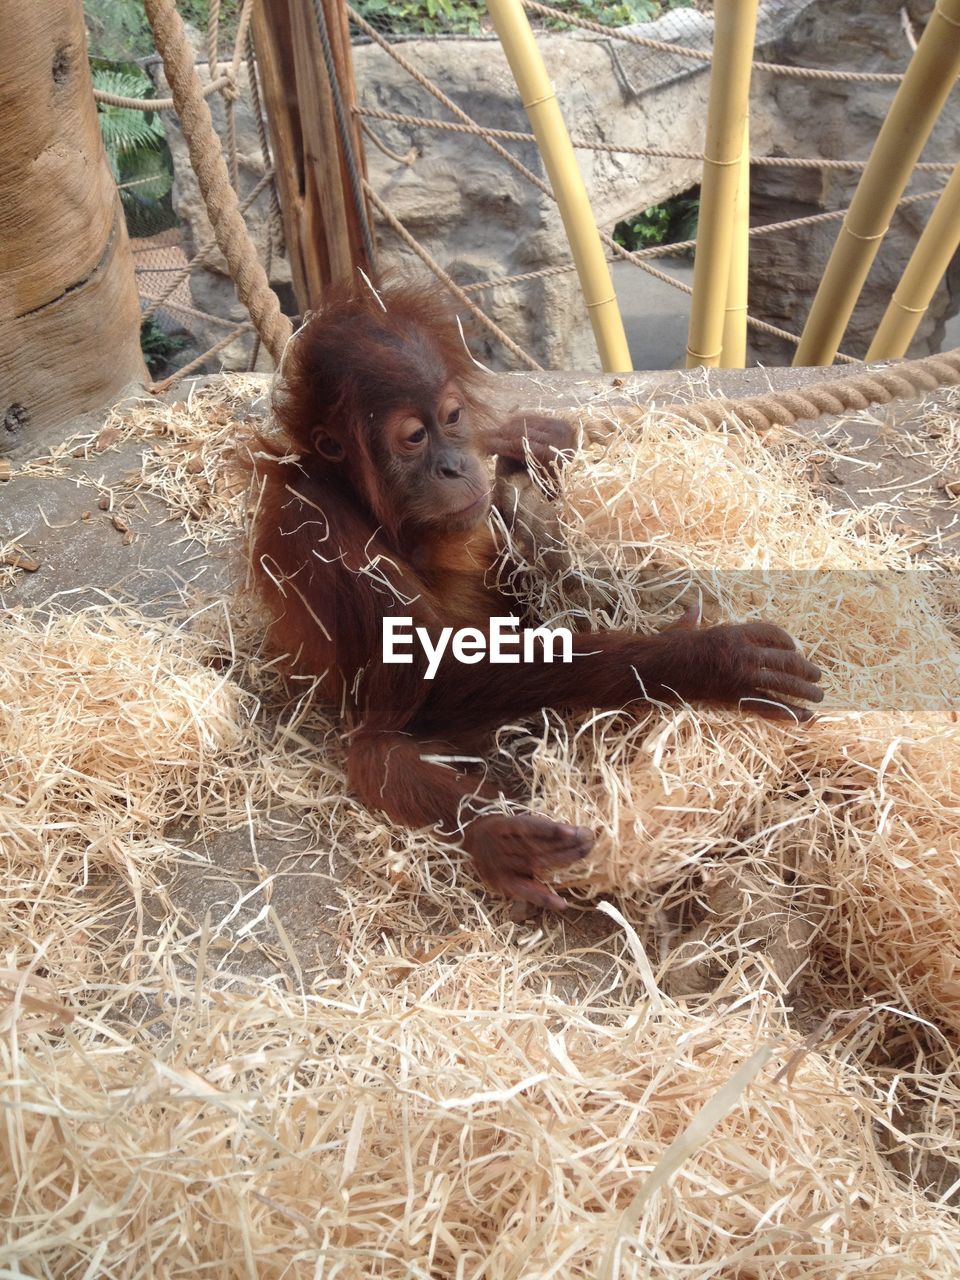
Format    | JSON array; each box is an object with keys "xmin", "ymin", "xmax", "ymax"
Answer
[
  {"xmin": 867, "ymin": 157, "xmax": 960, "ymax": 359},
  {"xmin": 794, "ymin": 0, "xmax": 960, "ymax": 367},
  {"xmin": 686, "ymin": 0, "xmax": 758, "ymax": 370},
  {"xmin": 486, "ymin": 0, "xmax": 632, "ymax": 372},
  {"xmin": 720, "ymin": 117, "xmax": 749, "ymax": 368}
]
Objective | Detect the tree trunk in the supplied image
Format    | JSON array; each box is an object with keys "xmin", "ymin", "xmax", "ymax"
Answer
[{"xmin": 0, "ymin": 0, "xmax": 147, "ymax": 451}]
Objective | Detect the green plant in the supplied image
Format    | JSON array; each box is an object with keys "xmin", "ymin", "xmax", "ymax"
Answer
[
  {"xmin": 178, "ymin": 0, "xmax": 244, "ymax": 38},
  {"xmin": 577, "ymin": 0, "xmax": 657, "ymax": 23},
  {"xmin": 613, "ymin": 193, "xmax": 700, "ymax": 253},
  {"xmin": 94, "ymin": 68, "xmax": 164, "ymax": 169},
  {"xmin": 86, "ymin": 0, "xmax": 246, "ymax": 60},
  {"xmin": 93, "ymin": 67, "xmax": 176, "ymax": 235},
  {"xmin": 547, "ymin": 0, "xmax": 694, "ymax": 26},
  {"xmin": 354, "ymin": 0, "xmax": 485, "ymax": 35},
  {"xmin": 616, "ymin": 204, "xmax": 670, "ymax": 249},
  {"xmin": 667, "ymin": 194, "xmax": 700, "ymax": 245},
  {"xmin": 140, "ymin": 319, "xmax": 189, "ymax": 377},
  {"xmin": 85, "ymin": 0, "xmax": 152, "ymax": 61},
  {"xmin": 353, "ymin": 0, "xmax": 692, "ymax": 33}
]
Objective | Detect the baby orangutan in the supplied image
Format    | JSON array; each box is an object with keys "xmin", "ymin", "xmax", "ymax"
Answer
[{"xmin": 249, "ymin": 279, "xmax": 822, "ymax": 909}]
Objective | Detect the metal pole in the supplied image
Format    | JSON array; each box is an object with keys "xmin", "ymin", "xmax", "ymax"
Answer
[{"xmin": 486, "ymin": 0, "xmax": 632, "ymax": 372}]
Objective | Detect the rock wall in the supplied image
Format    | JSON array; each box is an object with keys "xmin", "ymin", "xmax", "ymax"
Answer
[{"xmin": 353, "ymin": 15, "xmax": 737, "ymax": 369}]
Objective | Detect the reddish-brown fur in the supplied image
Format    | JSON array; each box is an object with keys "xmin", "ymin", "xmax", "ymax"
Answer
[{"xmin": 249, "ymin": 279, "xmax": 823, "ymax": 909}]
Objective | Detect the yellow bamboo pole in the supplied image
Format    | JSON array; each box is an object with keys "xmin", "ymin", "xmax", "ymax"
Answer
[
  {"xmin": 486, "ymin": 0, "xmax": 632, "ymax": 372},
  {"xmin": 685, "ymin": 0, "xmax": 758, "ymax": 369},
  {"xmin": 720, "ymin": 116, "xmax": 749, "ymax": 367},
  {"xmin": 867, "ymin": 157, "xmax": 960, "ymax": 359},
  {"xmin": 795, "ymin": 0, "xmax": 960, "ymax": 367}
]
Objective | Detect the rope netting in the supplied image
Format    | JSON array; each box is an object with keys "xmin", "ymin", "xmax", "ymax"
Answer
[{"xmin": 97, "ymin": 0, "xmax": 954, "ymax": 389}]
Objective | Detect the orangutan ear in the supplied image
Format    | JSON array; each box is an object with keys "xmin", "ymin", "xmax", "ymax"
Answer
[{"xmin": 313, "ymin": 431, "xmax": 346, "ymax": 463}]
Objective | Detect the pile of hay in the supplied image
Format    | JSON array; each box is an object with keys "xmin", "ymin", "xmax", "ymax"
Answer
[
  {"xmin": 5, "ymin": 924, "xmax": 960, "ymax": 1276},
  {"xmin": 3, "ymin": 379, "xmax": 960, "ymax": 1274},
  {"xmin": 0, "ymin": 608, "xmax": 252, "ymax": 974},
  {"xmin": 522, "ymin": 410, "xmax": 960, "ymax": 1026}
]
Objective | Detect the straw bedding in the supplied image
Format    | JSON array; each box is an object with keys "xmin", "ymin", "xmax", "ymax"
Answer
[{"xmin": 2, "ymin": 379, "xmax": 960, "ymax": 1276}]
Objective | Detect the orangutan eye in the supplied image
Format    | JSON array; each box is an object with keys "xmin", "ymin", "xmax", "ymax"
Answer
[
  {"xmin": 446, "ymin": 407, "xmax": 462, "ymax": 426},
  {"xmin": 406, "ymin": 426, "xmax": 427, "ymax": 446}
]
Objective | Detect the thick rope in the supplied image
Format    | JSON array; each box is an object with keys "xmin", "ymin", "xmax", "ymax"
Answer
[
  {"xmin": 230, "ymin": 0, "xmax": 255, "ymax": 79},
  {"xmin": 521, "ymin": 0, "xmax": 906, "ymax": 84},
  {"xmin": 594, "ymin": 221, "xmax": 849, "ymax": 358},
  {"xmin": 241, "ymin": 0, "xmax": 273, "ymax": 377},
  {"xmin": 143, "ymin": 298, "xmax": 256, "ymax": 332},
  {"xmin": 677, "ymin": 348, "xmax": 960, "ymax": 431},
  {"xmin": 224, "ymin": 96, "xmax": 240, "ymax": 192},
  {"xmin": 360, "ymin": 118, "xmax": 417, "ymax": 166},
  {"xmin": 223, "ymin": 0, "xmax": 255, "ymax": 193},
  {"xmin": 460, "ymin": 190, "xmax": 943, "ymax": 294},
  {"xmin": 364, "ymin": 183, "xmax": 543, "ymax": 371},
  {"xmin": 454, "ymin": 253, "xmax": 846, "ymax": 360},
  {"xmin": 738, "ymin": 186, "xmax": 940, "ymax": 243},
  {"xmin": 143, "ymin": 0, "xmax": 292, "ymax": 364},
  {"xmin": 457, "ymin": 191, "xmax": 941, "ymax": 295},
  {"xmin": 93, "ymin": 75, "xmax": 230, "ymax": 110},
  {"xmin": 461, "ymin": 261, "xmax": 595, "ymax": 293},
  {"xmin": 248, "ymin": 231, "xmax": 271, "ymax": 373},
  {"xmin": 205, "ymin": 0, "xmax": 235, "ymax": 194}
]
